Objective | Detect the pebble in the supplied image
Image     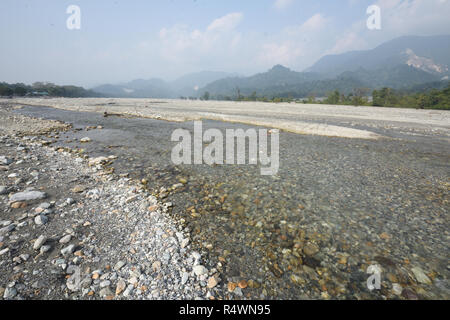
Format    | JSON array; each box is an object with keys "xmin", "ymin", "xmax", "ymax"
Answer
[
  {"xmin": 9, "ymin": 191, "xmax": 47, "ymax": 202},
  {"xmin": 99, "ymin": 287, "xmax": 113, "ymax": 298},
  {"xmin": 123, "ymin": 284, "xmax": 134, "ymax": 297},
  {"xmin": 0, "ymin": 186, "xmax": 7, "ymax": 195},
  {"xmin": 152, "ymin": 261, "xmax": 162, "ymax": 272},
  {"xmin": 80, "ymin": 137, "xmax": 91, "ymax": 143},
  {"xmin": 71, "ymin": 185, "xmax": 86, "ymax": 193},
  {"xmin": 0, "ymin": 248, "xmax": 10, "ymax": 256},
  {"xmin": 33, "ymin": 235, "xmax": 47, "ymax": 250},
  {"xmin": 0, "ymin": 156, "xmax": 12, "ymax": 165},
  {"xmin": 193, "ymin": 265, "xmax": 208, "ymax": 276},
  {"xmin": 19, "ymin": 254, "xmax": 30, "ymax": 261},
  {"xmin": 303, "ymin": 242, "xmax": 320, "ymax": 256},
  {"xmin": 34, "ymin": 215, "xmax": 49, "ymax": 225},
  {"xmin": 38, "ymin": 202, "xmax": 52, "ymax": 209},
  {"xmin": 402, "ymin": 288, "xmax": 419, "ymax": 300},
  {"xmin": 40, "ymin": 245, "xmax": 52, "ymax": 254},
  {"xmin": 227, "ymin": 282, "xmax": 237, "ymax": 292},
  {"xmin": 180, "ymin": 238, "xmax": 189, "ymax": 248},
  {"xmin": 116, "ymin": 279, "xmax": 126, "ymax": 295},
  {"xmin": 3, "ymin": 287, "xmax": 17, "ymax": 299},
  {"xmin": 207, "ymin": 275, "xmax": 219, "ymax": 289},
  {"xmin": 234, "ymin": 287, "xmax": 243, "ymax": 296},
  {"xmin": 181, "ymin": 272, "xmax": 189, "ymax": 285},
  {"xmin": 392, "ymin": 283, "xmax": 403, "ymax": 295},
  {"xmin": 61, "ymin": 244, "xmax": 76, "ymax": 256},
  {"xmin": 114, "ymin": 260, "xmax": 126, "ymax": 271},
  {"xmin": 0, "ymin": 224, "xmax": 15, "ymax": 235},
  {"xmin": 192, "ymin": 251, "xmax": 201, "ymax": 261},
  {"xmin": 59, "ymin": 235, "xmax": 72, "ymax": 244},
  {"xmin": 411, "ymin": 267, "xmax": 432, "ymax": 285},
  {"xmin": 238, "ymin": 280, "xmax": 248, "ymax": 289},
  {"xmin": 10, "ymin": 202, "xmax": 26, "ymax": 209},
  {"xmin": 88, "ymin": 157, "xmax": 108, "ymax": 166}
]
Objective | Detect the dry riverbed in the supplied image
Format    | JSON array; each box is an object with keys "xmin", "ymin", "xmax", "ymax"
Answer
[{"xmin": 0, "ymin": 105, "xmax": 214, "ymax": 300}]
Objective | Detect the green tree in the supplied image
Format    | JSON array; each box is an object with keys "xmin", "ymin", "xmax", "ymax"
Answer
[
  {"xmin": 325, "ymin": 90, "xmax": 340, "ymax": 104},
  {"xmin": 14, "ymin": 86, "xmax": 28, "ymax": 96},
  {"xmin": 201, "ymin": 91, "xmax": 210, "ymax": 101},
  {"xmin": 0, "ymin": 84, "xmax": 13, "ymax": 96}
]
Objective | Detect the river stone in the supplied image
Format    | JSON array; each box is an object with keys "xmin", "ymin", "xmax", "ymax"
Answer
[
  {"xmin": 0, "ymin": 186, "xmax": 7, "ymax": 195},
  {"xmin": 33, "ymin": 235, "xmax": 47, "ymax": 250},
  {"xmin": 303, "ymin": 242, "xmax": 320, "ymax": 256},
  {"xmin": 0, "ymin": 156, "xmax": 12, "ymax": 165},
  {"xmin": 0, "ymin": 224, "xmax": 15, "ymax": 235},
  {"xmin": 88, "ymin": 157, "xmax": 108, "ymax": 166},
  {"xmin": 181, "ymin": 272, "xmax": 189, "ymax": 285},
  {"xmin": 34, "ymin": 215, "xmax": 48, "ymax": 225},
  {"xmin": 114, "ymin": 260, "xmax": 126, "ymax": 271},
  {"xmin": 193, "ymin": 265, "xmax": 208, "ymax": 276},
  {"xmin": 9, "ymin": 191, "xmax": 47, "ymax": 202},
  {"xmin": 411, "ymin": 267, "xmax": 432, "ymax": 284},
  {"xmin": 40, "ymin": 245, "xmax": 52, "ymax": 254},
  {"xmin": 61, "ymin": 244, "xmax": 76, "ymax": 256},
  {"xmin": 116, "ymin": 279, "xmax": 126, "ymax": 295},
  {"xmin": 3, "ymin": 287, "xmax": 17, "ymax": 299},
  {"xmin": 59, "ymin": 234, "xmax": 72, "ymax": 244},
  {"xmin": 37, "ymin": 202, "xmax": 51, "ymax": 209}
]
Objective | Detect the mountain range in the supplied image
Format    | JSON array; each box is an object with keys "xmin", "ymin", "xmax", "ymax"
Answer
[
  {"xmin": 93, "ymin": 35, "xmax": 450, "ymax": 99},
  {"xmin": 92, "ymin": 71, "xmax": 238, "ymax": 98}
]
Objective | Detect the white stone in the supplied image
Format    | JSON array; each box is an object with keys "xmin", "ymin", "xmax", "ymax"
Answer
[
  {"xmin": 193, "ymin": 265, "xmax": 208, "ymax": 276},
  {"xmin": 59, "ymin": 235, "xmax": 72, "ymax": 244},
  {"xmin": 10, "ymin": 191, "xmax": 47, "ymax": 202},
  {"xmin": 33, "ymin": 235, "xmax": 47, "ymax": 250},
  {"xmin": 34, "ymin": 215, "xmax": 48, "ymax": 225},
  {"xmin": 411, "ymin": 267, "xmax": 432, "ymax": 285}
]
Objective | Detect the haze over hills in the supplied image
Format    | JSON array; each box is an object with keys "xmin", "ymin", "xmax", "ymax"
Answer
[
  {"xmin": 91, "ymin": 35, "xmax": 450, "ymax": 99},
  {"xmin": 92, "ymin": 71, "xmax": 239, "ymax": 99}
]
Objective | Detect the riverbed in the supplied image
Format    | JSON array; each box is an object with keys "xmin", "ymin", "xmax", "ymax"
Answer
[{"xmin": 11, "ymin": 101, "xmax": 450, "ymax": 300}]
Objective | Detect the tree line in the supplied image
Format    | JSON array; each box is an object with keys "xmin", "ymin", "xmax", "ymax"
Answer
[
  {"xmin": 0, "ymin": 82, "xmax": 102, "ymax": 98},
  {"xmin": 201, "ymin": 83, "xmax": 450, "ymax": 110}
]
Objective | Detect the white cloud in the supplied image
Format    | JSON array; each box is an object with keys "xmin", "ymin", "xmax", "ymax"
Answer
[
  {"xmin": 257, "ymin": 13, "xmax": 330, "ymax": 68},
  {"xmin": 155, "ymin": 13, "xmax": 245, "ymax": 69},
  {"xmin": 329, "ymin": 31, "xmax": 368, "ymax": 54},
  {"xmin": 207, "ymin": 12, "xmax": 243, "ymax": 32}
]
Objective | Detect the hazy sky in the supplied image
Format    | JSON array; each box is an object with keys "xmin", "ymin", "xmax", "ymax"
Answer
[{"xmin": 0, "ymin": 0, "xmax": 449, "ymax": 87}]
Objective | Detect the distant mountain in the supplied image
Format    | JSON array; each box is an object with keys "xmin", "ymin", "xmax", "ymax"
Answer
[
  {"xmin": 339, "ymin": 65, "xmax": 440, "ymax": 89},
  {"xmin": 93, "ymin": 78, "xmax": 172, "ymax": 98},
  {"xmin": 200, "ymin": 65, "xmax": 324, "ymax": 97},
  {"xmin": 93, "ymin": 35, "xmax": 450, "ymax": 99},
  {"xmin": 200, "ymin": 63, "xmax": 442, "ymax": 99},
  {"xmin": 170, "ymin": 71, "xmax": 239, "ymax": 97},
  {"xmin": 92, "ymin": 71, "xmax": 237, "ymax": 98},
  {"xmin": 306, "ymin": 35, "xmax": 450, "ymax": 77}
]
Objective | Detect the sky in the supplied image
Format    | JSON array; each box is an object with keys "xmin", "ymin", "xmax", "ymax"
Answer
[{"xmin": 0, "ymin": 0, "xmax": 449, "ymax": 87}]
